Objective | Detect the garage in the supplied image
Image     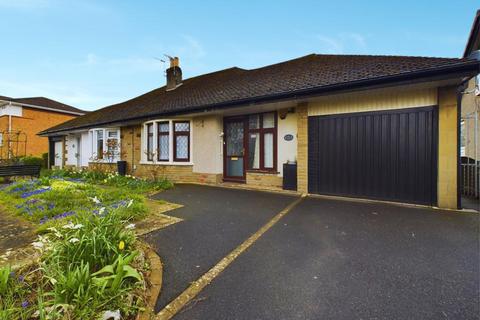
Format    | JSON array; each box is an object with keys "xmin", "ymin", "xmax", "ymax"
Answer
[{"xmin": 308, "ymin": 106, "xmax": 438, "ymax": 205}]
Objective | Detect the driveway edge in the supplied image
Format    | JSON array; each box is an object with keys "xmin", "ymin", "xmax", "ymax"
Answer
[{"xmin": 137, "ymin": 242, "xmax": 163, "ymax": 320}]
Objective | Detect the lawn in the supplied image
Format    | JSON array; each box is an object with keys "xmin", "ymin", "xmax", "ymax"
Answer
[{"xmin": 0, "ymin": 169, "xmax": 172, "ymax": 319}]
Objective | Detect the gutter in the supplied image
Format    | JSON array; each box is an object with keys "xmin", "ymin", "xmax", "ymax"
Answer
[{"xmin": 39, "ymin": 59, "xmax": 480, "ymax": 136}]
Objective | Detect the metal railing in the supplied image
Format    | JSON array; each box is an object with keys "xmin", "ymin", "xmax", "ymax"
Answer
[{"xmin": 462, "ymin": 162, "xmax": 479, "ymax": 198}]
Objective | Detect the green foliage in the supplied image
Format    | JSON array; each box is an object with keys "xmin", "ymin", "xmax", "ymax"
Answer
[
  {"xmin": 45, "ymin": 211, "xmax": 135, "ymax": 270},
  {"xmin": 42, "ymin": 168, "xmax": 173, "ymax": 193},
  {"xmin": 19, "ymin": 156, "xmax": 45, "ymax": 168},
  {"xmin": 0, "ymin": 266, "xmax": 34, "ymax": 320},
  {"xmin": 0, "ymin": 169, "xmax": 159, "ymax": 318}
]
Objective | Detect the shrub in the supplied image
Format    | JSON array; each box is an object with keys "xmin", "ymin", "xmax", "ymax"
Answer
[{"xmin": 18, "ymin": 156, "xmax": 45, "ymax": 168}]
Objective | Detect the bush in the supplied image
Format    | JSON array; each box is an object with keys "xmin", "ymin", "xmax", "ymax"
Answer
[
  {"xmin": 18, "ymin": 156, "xmax": 45, "ymax": 168},
  {"xmin": 42, "ymin": 153, "xmax": 48, "ymax": 168}
]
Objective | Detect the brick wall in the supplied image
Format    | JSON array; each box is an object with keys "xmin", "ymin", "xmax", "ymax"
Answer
[
  {"xmin": 296, "ymin": 103, "xmax": 308, "ymax": 193},
  {"xmin": 0, "ymin": 107, "xmax": 78, "ymax": 157},
  {"xmin": 438, "ymin": 86, "xmax": 459, "ymax": 209},
  {"xmin": 246, "ymin": 172, "xmax": 282, "ymax": 189}
]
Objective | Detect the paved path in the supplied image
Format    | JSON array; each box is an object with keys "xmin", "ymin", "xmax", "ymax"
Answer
[
  {"xmin": 144, "ymin": 184, "xmax": 298, "ymax": 312},
  {"xmin": 0, "ymin": 210, "xmax": 35, "ymax": 265}
]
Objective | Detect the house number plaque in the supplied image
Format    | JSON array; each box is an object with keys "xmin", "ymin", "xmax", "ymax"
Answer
[{"xmin": 284, "ymin": 134, "xmax": 294, "ymax": 141}]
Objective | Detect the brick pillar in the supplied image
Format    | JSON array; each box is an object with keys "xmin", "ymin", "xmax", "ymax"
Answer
[
  {"xmin": 437, "ymin": 86, "xmax": 458, "ymax": 209},
  {"xmin": 297, "ymin": 102, "xmax": 308, "ymax": 193}
]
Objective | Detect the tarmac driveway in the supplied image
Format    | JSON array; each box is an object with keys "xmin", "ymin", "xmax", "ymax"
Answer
[
  {"xmin": 166, "ymin": 193, "xmax": 479, "ymax": 320},
  {"xmin": 144, "ymin": 184, "xmax": 298, "ymax": 312}
]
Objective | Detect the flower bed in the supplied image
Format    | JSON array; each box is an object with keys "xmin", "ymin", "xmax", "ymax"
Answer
[
  {"xmin": 0, "ymin": 170, "xmax": 172, "ymax": 319},
  {"xmin": 1, "ymin": 211, "xmax": 146, "ymax": 319},
  {"xmin": 42, "ymin": 168, "xmax": 173, "ymax": 194},
  {"xmin": 0, "ymin": 176, "xmax": 152, "ymax": 229}
]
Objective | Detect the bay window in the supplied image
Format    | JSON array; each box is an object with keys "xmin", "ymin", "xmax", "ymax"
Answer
[{"xmin": 143, "ymin": 119, "xmax": 191, "ymax": 163}]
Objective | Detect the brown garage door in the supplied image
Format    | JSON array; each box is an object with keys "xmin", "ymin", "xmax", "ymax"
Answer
[{"xmin": 308, "ymin": 106, "xmax": 438, "ymax": 205}]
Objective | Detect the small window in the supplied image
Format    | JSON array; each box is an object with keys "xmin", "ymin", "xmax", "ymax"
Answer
[
  {"xmin": 246, "ymin": 112, "xmax": 276, "ymax": 171},
  {"xmin": 106, "ymin": 130, "xmax": 119, "ymax": 160},
  {"xmin": 146, "ymin": 123, "xmax": 154, "ymax": 161},
  {"xmin": 96, "ymin": 130, "xmax": 104, "ymax": 159},
  {"xmin": 262, "ymin": 112, "xmax": 275, "ymax": 128},
  {"xmin": 173, "ymin": 121, "xmax": 190, "ymax": 162},
  {"xmin": 157, "ymin": 122, "xmax": 169, "ymax": 161}
]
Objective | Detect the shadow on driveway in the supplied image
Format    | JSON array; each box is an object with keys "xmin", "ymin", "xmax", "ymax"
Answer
[{"xmin": 143, "ymin": 184, "xmax": 299, "ymax": 312}]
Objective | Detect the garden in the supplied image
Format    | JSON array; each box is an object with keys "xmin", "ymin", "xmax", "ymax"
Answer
[{"xmin": 0, "ymin": 169, "xmax": 172, "ymax": 319}]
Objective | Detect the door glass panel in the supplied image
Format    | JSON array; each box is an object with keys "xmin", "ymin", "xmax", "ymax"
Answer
[
  {"xmin": 248, "ymin": 133, "xmax": 260, "ymax": 169},
  {"xmin": 264, "ymin": 133, "xmax": 274, "ymax": 168},
  {"xmin": 227, "ymin": 158, "xmax": 244, "ymax": 177},
  {"xmin": 263, "ymin": 113, "xmax": 275, "ymax": 128},
  {"xmin": 226, "ymin": 122, "xmax": 244, "ymax": 156}
]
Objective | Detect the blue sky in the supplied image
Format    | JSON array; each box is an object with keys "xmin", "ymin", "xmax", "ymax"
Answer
[{"xmin": 0, "ymin": 0, "xmax": 478, "ymax": 110}]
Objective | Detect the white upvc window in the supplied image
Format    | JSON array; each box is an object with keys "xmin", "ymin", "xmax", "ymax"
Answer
[
  {"xmin": 142, "ymin": 119, "xmax": 192, "ymax": 164},
  {"xmin": 90, "ymin": 128, "xmax": 121, "ymax": 162}
]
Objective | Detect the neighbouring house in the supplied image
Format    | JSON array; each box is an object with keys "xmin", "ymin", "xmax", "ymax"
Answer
[
  {"xmin": 460, "ymin": 9, "xmax": 480, "ymax": 199},
  {"xmin": 39, "ymin": 52, "xmax": 479, "ymax": 209},
  {"xmin": 0, "ymin": 96, "xmax": 86, "ymax": 162}
]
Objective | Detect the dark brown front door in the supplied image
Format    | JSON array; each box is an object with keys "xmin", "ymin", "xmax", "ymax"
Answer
[{"xmin": 224, "ymin": 118, "xmax": 246, "ymax": 181}]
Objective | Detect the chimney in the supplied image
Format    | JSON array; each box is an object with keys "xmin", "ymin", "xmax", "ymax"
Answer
[{"xmin": 166, "ymin": 56, "xmax": 182, "ymax": 91}]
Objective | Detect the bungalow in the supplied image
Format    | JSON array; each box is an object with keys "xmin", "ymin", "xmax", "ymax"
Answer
[{"xmin": 39, "ymin": 53, "xmax": 480, "ymax": 209}]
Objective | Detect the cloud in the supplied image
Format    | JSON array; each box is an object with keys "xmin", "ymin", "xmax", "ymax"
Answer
[{"xmin": 314, "ymin": 33, "xmax": 368, "ymax": 54}]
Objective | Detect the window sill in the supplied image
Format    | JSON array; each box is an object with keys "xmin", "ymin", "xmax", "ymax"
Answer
[
  {"xmin": 246, "ymin": 170, "xmax": 279, "ymax": 175},
  {"xmin": 139, "ymin": 161, "xmax": 194, "ymax": 166},
  {"xmin": 88, "ymin": 160, "xmax": 120, "ymax": 164}
]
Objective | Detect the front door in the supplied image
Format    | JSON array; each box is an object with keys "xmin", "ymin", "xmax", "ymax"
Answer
[
  {"xmin": 224, "ymin": 118, "xmax": 246, "ymax": 181},
  {"xmin": 54, "ymin": 141, "xmax": 63, "ymax": 168},
  {"xmin": 76, "ymin": 136, "xmax": 81, "ymax": 167}
]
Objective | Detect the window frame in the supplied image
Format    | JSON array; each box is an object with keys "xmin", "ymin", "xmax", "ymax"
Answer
[
  {"xmin": 89, "ymin": 128, "xmax": 121, "ymax": 163},
  {"xmin": 173, "ymin": 121, "xmax": 190, "ymax": 162},
  {"xmin": 146, "ymin": 123, "xmax": 154, "ymax": 161},
  {"xmin": 157, "ymin": 121, "xmax": 170, "ymax": 162},
  {"xmin": 246, "ymin": 112, "xmax": 277, "ymax": 172},
  {"xmin": 142, "ymin": 119, "xmax": 192, "ymax": 164}
]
